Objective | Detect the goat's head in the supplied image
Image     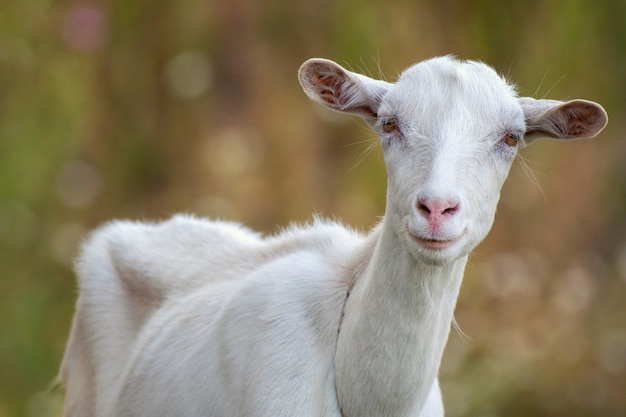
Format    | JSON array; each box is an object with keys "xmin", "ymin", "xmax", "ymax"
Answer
[{"xmin": 299, "ymin": 57, "xmax": 607, "ymax": 265}]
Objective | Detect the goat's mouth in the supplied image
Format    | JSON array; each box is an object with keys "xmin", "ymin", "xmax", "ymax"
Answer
[{"xmin": 408, "ymin": 231, "xmax": 465, "ymax": 251}]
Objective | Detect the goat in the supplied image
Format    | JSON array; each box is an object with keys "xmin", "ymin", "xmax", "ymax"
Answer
[{"xmin": 60, "ymin": 56, "xmax": 607, "ymax": 417}]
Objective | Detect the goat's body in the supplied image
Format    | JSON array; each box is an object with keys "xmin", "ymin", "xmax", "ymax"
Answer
[
  {"xmin": 61, "ymin": 56, "xmax": 607, "ymax": 417},
  {"xmin": 62, "ymin": 215, "xmax": 443, "ymax": 416}
]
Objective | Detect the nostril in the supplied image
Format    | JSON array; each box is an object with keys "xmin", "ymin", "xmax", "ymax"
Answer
[
  {"xmin": 442, "ymin": 204, "xmax": 459, "ymax": 216},
  {"xmin": 417, "ymin": 201, "xmax": 431, "ymax": 215},
  {"xmin": 417, "ymin": 197, "xmax": 460, "ymax": 218}
]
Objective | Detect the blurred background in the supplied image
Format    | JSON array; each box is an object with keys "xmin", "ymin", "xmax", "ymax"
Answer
[{"xmin": 1, "ymin": 0, "xmax": 626, "ymax": 415}]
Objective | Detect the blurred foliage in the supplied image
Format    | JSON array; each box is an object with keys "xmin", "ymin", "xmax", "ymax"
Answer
[{"xmin": 1, "ymin": 0, "xmax": 626, "ymax": 416}]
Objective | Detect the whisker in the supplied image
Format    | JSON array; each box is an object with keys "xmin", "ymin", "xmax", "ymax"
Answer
[
  {"xmin": 505, "ymin": 61, "xmax": 513, "ymax": 83},
  {"xmin": 358, "ymin": 56, "xmax": 373, "ymax": 79},
  {"xmin": 516, "ymin": 151, "xmax": 546, "ymax": 202},
  {"xmin": 541, "ymin": 74, "xmax": 567, "ymax": 100},
  {"xmin": 452, "ymin": 315, "xmax": 472, "ymax": 342},
  {"xmin": 348, "ymin": 140, "xmax": 380, "ymax": 171},
  {"xmin": 374, "ymin": 51, "xmax": 386, "ymax": 81},
  {"xmin": 532, "ymin": 71, "xmax": 549, "ymax": 98},
  {"xmin": 343, "ymin": 136, "xmax": 378, "ymax": 147}
]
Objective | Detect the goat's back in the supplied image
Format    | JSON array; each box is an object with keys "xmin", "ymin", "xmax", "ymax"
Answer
[{"xmin": 61, "ymin": 215, "xmax": 365, "ymax": 417}]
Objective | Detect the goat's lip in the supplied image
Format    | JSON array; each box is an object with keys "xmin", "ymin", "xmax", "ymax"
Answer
[{"xmin": 409, "ymin": 231, "xmax": 464, "ymax": 250}]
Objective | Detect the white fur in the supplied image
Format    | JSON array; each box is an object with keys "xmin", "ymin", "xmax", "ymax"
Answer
[{"xmin": 60, "ymin": 56, "xmax": 607, "ymax": 417}]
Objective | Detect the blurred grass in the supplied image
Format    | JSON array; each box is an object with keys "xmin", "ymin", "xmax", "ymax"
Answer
[{"xmin": 1, "ymin": 0, "xmax": 626, "ymax": 416}]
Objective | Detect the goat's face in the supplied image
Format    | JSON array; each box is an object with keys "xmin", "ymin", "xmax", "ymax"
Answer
[
  {"xmin": 299, "ymin": 57, "xmax": 607, "ymax": 264},
  {"xmin": 377, "ymin": 58, "xmax": 523, "ymax": 264}
]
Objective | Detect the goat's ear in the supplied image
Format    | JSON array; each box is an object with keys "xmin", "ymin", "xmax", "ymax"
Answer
[
  {"xmin": 298, "ymin": 58, "xmax": 391, "ymax": 124},
  {"xmin": 519, "ymin": 97, "xmax": 608, "ymax": 143}
]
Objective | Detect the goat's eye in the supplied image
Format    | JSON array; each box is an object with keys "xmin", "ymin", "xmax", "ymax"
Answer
[
  {"xmin": 503, "ymin": 132, "xmax": 520, "ymax": 146},
  {"xmin": 381, "ymin": 118, "xmax": 398, "ymax": 133}
]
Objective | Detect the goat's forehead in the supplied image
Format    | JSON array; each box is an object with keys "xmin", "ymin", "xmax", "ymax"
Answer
[
  {"xmin": 382, "ymin": 57, "xmax": 519, "ymax": 119},
  {"xmin": 399, "ymin": 57, "xmax": 511, "ymax": 91}
]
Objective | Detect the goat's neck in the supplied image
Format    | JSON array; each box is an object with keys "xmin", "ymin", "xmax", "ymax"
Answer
[{"xmin": 334, "ymin": 216, "xmax": 467, "ymax": 417}]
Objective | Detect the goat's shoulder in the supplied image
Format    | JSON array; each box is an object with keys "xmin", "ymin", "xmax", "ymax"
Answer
[{"xmin": 265, "ymin": 217, "xmax": 366, "ymax": 261}]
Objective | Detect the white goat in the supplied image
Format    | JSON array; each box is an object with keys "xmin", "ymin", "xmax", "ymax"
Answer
[{"xmin": 60, "ymin": 56, "xmax": 607, "ymax": 417}]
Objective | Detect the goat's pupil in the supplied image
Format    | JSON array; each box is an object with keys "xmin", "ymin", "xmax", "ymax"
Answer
[
  {"xmin": 382, "ymin": 120, "xmax": 397, "ymax": 133},
  {"xmin": 503, "ymin": 132, "xmax": 520, "ymax": 146}
]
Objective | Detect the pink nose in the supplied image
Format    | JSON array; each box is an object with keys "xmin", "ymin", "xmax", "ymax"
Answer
[{"xmin": 417, "ymin": 197, "xmax": 460, "ymax": 227}]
